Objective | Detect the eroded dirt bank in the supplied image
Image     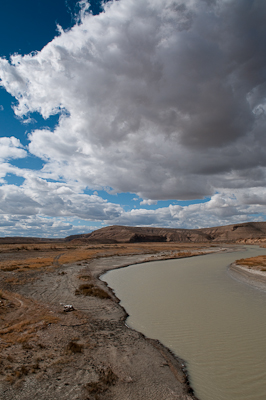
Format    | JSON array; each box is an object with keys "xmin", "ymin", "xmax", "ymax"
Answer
[
  {"xmin": 0, "ymin": 251, "xmax": 202, "ymax": 400},
  {"xmin": 229, "ymin": 262, "xmax": 266, "ymax": 292}
]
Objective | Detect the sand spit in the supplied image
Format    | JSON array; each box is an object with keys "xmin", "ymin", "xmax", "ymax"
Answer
[
  {"xmin": 229, "ymin": 262, "xmax": 266, "ymax": 292},
  {"xmin": 0, "ymin": 251, "xmax": 203, "ymax": 400}
]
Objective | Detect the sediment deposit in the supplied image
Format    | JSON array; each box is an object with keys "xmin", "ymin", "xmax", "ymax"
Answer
[{"xmin": 0, "ymin": 247, "xmax": 201, "ymax": 400}]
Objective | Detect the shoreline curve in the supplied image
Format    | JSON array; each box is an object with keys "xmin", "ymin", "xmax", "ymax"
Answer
[
  {"xmin": 228, "ymin": 262, "xmax": 266, "ymax": 292},
  {"xmin": 94, "ymin": 253, "xmax": 200, "ymax": 400}
]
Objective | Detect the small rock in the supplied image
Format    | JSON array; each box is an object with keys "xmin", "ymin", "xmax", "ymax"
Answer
[{"xmin": 64, "ymin": 304, "xmax": 75, "ymax": 312}]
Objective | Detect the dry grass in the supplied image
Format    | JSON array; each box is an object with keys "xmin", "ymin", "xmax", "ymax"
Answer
[
  {"xmin": 0, "ymin": 242, "xmax": 209, "ymax": 274},
  {"xmin": 1, "ymin": 313, "xmax": 58, "ymax": 346},
  {"xmin": 0, "ymin": 291, "xmax": 59, "ymax": 347},
  {"xmin": 4, "ymin": 361, "xmax": 41, "ymax": 384},
  {"xmin": 236, "ymin": 255, "xmax": 266, "ymax": 270},
  {"xmin": 143, "ymin": 249, "xmax": 206, "ymax": 262},
  {"xmin": 0, "ymin": 291, "xmax": 61, "ymax": 384},
  {"xmin": 0, "ymin": 256, "xmax": 55, "ymax": 272}
]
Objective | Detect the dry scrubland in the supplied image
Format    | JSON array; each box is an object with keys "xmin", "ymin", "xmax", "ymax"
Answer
[
  {"xmin": 0, "ymin": 241, "xmax": 211, "ymax": 274},
  {"xmin": 0, "ymin": 241, "xmax": 206, "ymax": 400},
  {"xmin": 3, "ymin": 238, "xmax": 266, "ymax": 399},
  {"xmin": 236, "ymin": 254, "xmax": 266, "ymax": 271}
]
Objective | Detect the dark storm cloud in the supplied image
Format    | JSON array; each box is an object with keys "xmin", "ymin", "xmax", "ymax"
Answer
[{"xmin": 0, "ymin": 0, "xmax": 266, "ymax": 232}]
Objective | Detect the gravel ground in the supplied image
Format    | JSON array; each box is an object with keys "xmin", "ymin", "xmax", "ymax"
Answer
[{"xmin": 0, "ymin": 253, "xmax": 199, "ymax": 400}]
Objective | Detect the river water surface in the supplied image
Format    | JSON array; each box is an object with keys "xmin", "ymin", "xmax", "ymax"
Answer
[{"xmin": 103, "ymin": 246, "xmax": 266, "ymax": 400}]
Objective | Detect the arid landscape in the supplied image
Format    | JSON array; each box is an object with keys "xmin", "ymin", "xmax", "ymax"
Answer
[
  {"xmin": 64, "ymin": 222, "xmax": 266, "ymax": 244},
  {"xmin": 228, "ymin": 254, "xmax": 266, "ymax": 292},
  {"xmin": 1, "ymin": 1, "xmax": 265, "ymax": 397},
  {"xmin": 1, "ymin": 222, "xmax": 266, "ymax": 399}
]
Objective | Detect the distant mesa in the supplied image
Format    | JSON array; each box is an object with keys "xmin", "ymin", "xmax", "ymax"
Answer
[
  {"xmin": 1, "ymin": 222, "xmax": 266, "ymax": 244},
  {"xmin": 65, "ymin": 222, "xmax": 266, "ymax": 244}
]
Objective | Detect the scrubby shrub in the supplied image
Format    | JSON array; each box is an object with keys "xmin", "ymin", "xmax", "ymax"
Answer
[
  {"xmin": 78, "ymin": 274, "xmax": 92, "ymax": 281},
  {"xmin": 66, "ymin": 341, "xmax": 83, "ymax": 353},
  {"xmin": 85, "ymin": 366, "xmax": 118, "ymax": 394},
  {"xmin": 75, "ymin": 284, "xmax": 110, "ymax": 299},
  {"xmin": 2, "ymin": 266, "xmax": 19, "ymax": 272}
]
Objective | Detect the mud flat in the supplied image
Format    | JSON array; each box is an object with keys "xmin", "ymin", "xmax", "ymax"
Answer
[
  {"xmin": 0, "ymin": 251, "xmax": 201, "ymax": 400},
  {"xmin": 229, "ymin": 262, "xmax": 266, "ymax": 291}
]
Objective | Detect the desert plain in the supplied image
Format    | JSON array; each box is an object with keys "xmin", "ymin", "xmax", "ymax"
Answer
[{"xmin": 1, "ymin": 222, "xmax": 266, "ymax": 400}]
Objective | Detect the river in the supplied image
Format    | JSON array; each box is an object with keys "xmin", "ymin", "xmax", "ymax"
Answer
[{"xmin": 102, "ymin": 245, "xmax": 266, "ymax": 400}]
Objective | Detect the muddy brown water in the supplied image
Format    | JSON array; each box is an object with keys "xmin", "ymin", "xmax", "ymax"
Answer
[{"xmin": 102, "ymin": 246, "xmax": 266, "ymax": 400}]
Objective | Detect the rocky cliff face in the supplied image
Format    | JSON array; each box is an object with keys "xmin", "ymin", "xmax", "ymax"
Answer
[{"xmin": 200, "ymin": 222, "xmax": 266, "ymax": 242}]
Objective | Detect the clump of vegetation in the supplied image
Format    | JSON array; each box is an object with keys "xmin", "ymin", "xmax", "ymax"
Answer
[
  {"xmin": 20, "ymin": 365, "xmax": 29, "ymax": 375},
  {"xmin": 75, "ymin": 284, "xmax": 110, "ymax": 299},
  {"xmin": 85, "ymin": 366, "xmax": 118, "ymax": 394},
  {"xmin": 16, "ymin": 246, "xmax": 29, "ymax": 251},
  {"xmin": 4, "ymin": 362, "xmax": 40, "ymax": 384},
  {"xmin": 66, "ymin": 341, "xmax": 83, "ymax": 354},
  {"xmin": 22, "ymin": 342, "xmax": 33, "ymax": 350},
  {"xmin": 78, "ymin": 274, "xmax": 92, "ymax": 281},
  {"xmin": 236, "ymin": 255, "xmax": 266, "ymax": 270},
  {"xmin": 2, "ymin": 265, "xmax": 19, "ymax": 272}
]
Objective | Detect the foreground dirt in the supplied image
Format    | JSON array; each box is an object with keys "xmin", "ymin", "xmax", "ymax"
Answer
[{"xmin": 0, "ymin": 243, "xmax": 218, "ymax": 400}]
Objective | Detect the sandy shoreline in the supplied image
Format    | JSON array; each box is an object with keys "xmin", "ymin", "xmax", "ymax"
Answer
[
  {"xmin": 84, "ymin": 253, "xmax": 200, "ymax": 400},
  {"xmin": 228, "ymin": 262, "xmax": 266, "ymax": 292},
  {"xmin": 1, "ymin": 251, "xmax": 201, "ymax": 400}
]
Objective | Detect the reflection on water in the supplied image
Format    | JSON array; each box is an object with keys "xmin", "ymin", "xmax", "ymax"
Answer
[{"xmin": 103, "ymin": 246, "xmax": 266, "ymax": 400}]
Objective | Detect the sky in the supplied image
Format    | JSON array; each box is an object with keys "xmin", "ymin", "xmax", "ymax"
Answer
[{"xmin": 0, "ymin": 0, "xmax": 266, "ymax": 238}]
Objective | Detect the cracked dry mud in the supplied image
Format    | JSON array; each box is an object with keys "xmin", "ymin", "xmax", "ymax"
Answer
[{"xmin": 0, "ymin": 254, "xmax": 198, "ymax": 400}]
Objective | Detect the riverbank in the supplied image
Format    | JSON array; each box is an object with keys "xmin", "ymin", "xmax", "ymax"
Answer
[
  {"xmin": 0, "ymin": 247, "xmax": 210, "ymax": 400},
  {"xmin": 229, "ymin": 262, "xmax": 266, "ymax": 292}
]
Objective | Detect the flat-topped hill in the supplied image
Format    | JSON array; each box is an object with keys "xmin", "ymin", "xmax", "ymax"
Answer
[{"xmin": 65, "ymin": 221, "xmax": 266, "ymax": 244}]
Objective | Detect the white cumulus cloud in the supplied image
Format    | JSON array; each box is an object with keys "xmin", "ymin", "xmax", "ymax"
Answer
[
  {"xmin": 0, "ymin": 0, "xmax": 266, "ymax": 235},
  {"xmin": 0, "ymin": 0, "xmax": 266, "ymax": 200},
  {"xmin": 0, "ymin": 137, "xmax": 27, "ymax": 161}
]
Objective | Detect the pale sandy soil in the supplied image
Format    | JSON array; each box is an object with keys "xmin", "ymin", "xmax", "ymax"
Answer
[
  {"xmin": 229, "ymin": 263, "xmax": 266, "ymax": 291},
  {"xmin": 0, "ymin": 246, "xmax": 212, "ymax": 400}
]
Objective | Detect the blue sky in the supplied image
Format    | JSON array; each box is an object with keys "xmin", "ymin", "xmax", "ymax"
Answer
[{"xmin": 0, "ymin": 0, "xmax": 266, "ymax": 237}]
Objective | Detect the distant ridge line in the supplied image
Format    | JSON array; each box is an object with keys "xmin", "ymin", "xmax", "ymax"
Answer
[
  {"xmin": 2, "ymin": 222, "xmax": 266, "ymax": 244},
  {"xmin": 65, "ymin": 222, "xmax": 266, "ymax": 244}
]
